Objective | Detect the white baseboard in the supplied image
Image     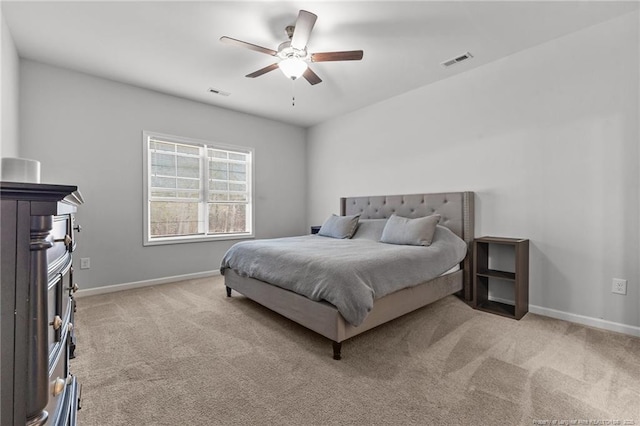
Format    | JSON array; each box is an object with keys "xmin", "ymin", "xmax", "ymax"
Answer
[
  {"xmin": 529, "ymin": 304, "xmax": 640, "ymax": 338},
  {"xmin": 75, "ymin": 270, "xmax": 221, "ymax": 298}
]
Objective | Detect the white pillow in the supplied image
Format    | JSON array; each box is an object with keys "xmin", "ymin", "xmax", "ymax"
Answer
[
  {"xmin": 317, "ymin": 214, "xmax": 360, "ymax": 239},
  {"xmin": 351, "ymin": 219, "xmax": 388, "ymax": 241},
  {"xmin": 380, "ymin": 214, "xmax": 441, "ymax": 246}
]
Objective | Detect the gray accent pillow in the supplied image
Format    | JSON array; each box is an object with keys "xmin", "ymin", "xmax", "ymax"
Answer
[
  {"xmin": 318, "ymin": 214, "xmax": 361, "ymax": 239},
  {"xmin": 380, "ymin": 213, "xmax": 441, "ymax": 246},
  {"xmin": 351, "ymin": 219, "xmax": 388, "ymax": 241}
]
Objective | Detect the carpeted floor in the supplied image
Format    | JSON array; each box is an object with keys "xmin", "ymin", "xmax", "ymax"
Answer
[{"xmin": 72, "ymin": 276, "xmax": 640, "ymax": 425}]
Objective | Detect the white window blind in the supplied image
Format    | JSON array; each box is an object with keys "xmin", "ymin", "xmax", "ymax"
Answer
[{"xmin": 143, "ymin": 131, "xmax": 253, "ymax": 245}]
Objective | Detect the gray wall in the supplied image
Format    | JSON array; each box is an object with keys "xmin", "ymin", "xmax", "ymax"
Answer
[
  {"xmin": 19, "ymin": 60, "xmax": 307, "ymax": 290},
  {"xmin": 1, "ymin": 10, "xmax": 19, "ymax": 157},
  {"xmin": 9, "ymin": 10, "xmax": 640, "ymax": 332},
  {"xmin": 307, "ymin": 12, "xmax": 640, "ymax": 329}
]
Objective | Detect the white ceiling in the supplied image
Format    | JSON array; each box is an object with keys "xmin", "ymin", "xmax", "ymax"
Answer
[{"xmin": 2, "ymin": 1, "xmax": 638, "ymax": 128}]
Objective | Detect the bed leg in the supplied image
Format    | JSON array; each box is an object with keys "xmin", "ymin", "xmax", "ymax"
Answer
[
  {"xmin": 226, "ymin": 286, "xmax": 232, "ymax": 297},
  {"xmin": 332, "ymin": 341, "xmax": 342, "ymax": 360}
]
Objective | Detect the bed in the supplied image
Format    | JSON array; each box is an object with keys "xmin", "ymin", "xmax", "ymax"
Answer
[{"xmin": 222, "ymin": 191, "xmax": 475, "ymax": 359}]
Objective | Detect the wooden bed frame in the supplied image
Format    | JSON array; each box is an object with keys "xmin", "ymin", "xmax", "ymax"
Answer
[{"xmin": 225, "ymin": 191, "xmax": 475, "ymax": 359}]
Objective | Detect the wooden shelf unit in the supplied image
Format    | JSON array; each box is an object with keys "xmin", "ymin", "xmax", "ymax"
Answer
[{"xmin": 473, "ymin": 236, "xmax": 529, "ymax": 320}]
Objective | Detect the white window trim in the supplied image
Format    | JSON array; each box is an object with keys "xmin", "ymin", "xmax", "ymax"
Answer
[{"xmin": 142, "ymin": 131, "xmax": 255, "ymax": 246}]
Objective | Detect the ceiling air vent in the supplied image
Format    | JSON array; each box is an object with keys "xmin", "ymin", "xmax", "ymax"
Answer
[
  {"xmin": 208, "ymin": 88, "xmax": 231, "ymax": 97},
  {"xmin": 441, "ymin": 52, "xmax": 473, "ymax": 68}
]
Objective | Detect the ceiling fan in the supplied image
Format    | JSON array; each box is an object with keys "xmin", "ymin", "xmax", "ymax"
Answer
[{"xmin": 220, "ymin": 10, "xmax": 364, "ymax": 85}]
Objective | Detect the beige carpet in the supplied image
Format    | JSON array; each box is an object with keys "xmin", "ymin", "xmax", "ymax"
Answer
[{"xmin": 72, "ymin": 276, "xmax": 640, "ymax": 425}]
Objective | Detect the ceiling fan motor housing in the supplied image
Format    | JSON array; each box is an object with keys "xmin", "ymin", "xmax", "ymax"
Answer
[{"xmin": 277, "ymin": 41, "xmax": 309, "ymax": 61}]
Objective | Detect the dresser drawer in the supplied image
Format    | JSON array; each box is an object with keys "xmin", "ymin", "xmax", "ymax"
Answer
[
  {"xmin": 47, "ymin": 215, "xmax": 72, "ymax": 273},
  {"xmin": 45, "ymin": 326, "xmax": 78, "ymax": 426},
  {"xmin": 47, "ymin": 272, "xmax": 72, "ymax": 355}
]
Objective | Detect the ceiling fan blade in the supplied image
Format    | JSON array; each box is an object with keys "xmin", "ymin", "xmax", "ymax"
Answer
[
  {"xmin": 290, "ymin": 10, "xmax": 317, "ymax": 50},
  {"xmin": 311, "ymin": 50, "xmax": 364, "ymax": 62},
  {"xmin": 220, "ymin": 36, "xmax": 277, "ymax": 56},
  {"xmin": 302, "ymin": 67, "xmax": 322, "ymax": 85},
  {"xmin": 246, "ymin": 63, "xmax": 279, "ymax": 78}
]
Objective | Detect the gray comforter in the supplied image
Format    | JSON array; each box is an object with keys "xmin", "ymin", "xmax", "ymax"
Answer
[{"xmin": 220, "ymin": 226, "xmax": 467, "ymax": 326}]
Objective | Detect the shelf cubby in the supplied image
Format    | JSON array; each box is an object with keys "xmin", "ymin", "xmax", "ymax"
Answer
[{"xmin": 473, "ymin": 236, "xmax": 529, "ymax": 320}]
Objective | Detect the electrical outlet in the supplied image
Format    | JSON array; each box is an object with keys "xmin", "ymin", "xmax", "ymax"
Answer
[
  {"xmin": 612, "ymin": 278, "xmax": 627, "ymax": 295},
  {"xmin": 80, "ymin": 258, "xmax": 91, "ymax": 269}
]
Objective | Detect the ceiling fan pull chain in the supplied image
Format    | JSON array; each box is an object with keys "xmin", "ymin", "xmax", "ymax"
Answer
[{"xmin": 292, "ymin": 79, "xmax": 296, "ymax": 107}]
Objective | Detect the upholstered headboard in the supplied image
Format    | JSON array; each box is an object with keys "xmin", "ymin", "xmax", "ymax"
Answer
[{"xmin": 340, "ymin": 191, "xmax": 475, "ymax": 301}]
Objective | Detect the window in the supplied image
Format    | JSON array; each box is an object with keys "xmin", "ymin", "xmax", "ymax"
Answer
[{"xmin": 143, "ymin": 131, "xmax": 254, "ymax": 245}]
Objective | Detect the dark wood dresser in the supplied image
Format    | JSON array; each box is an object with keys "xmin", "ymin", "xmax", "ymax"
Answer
[{"xmin": 1, "ymin": 182, "xmax": 83, "ymax": 426}]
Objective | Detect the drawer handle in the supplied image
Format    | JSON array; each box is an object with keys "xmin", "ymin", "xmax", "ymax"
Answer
[
  {"xmin": 73, "ymin": 224, "xmax": 82, "ymax": 232},
  {"xmin": 68, "ymin": 323, "xmax": 74, "ymax": 333},
  {"xmin": 52, "ymin": 376, "xmax": 68, "ymax": 397},
  {"xmin": 54, "ymin": 235, "xmax": 72, "ymax": 247},
  {"xmin": 69, "ymin": 283, "xmax": 79, "ymax": 293},
  {"xmin": 50, "ymin": 315, "xmax": 62, "ymax": 330}
]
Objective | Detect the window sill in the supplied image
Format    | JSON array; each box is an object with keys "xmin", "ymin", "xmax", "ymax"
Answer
[{"xmin": 143, "ymin": 233, "xmax": 254, "ymax": 246}]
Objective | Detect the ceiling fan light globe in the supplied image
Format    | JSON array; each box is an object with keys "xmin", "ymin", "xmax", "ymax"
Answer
[{"xmin": 279, "ymin": 57, "xmax": 308, "ymax": 79}]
